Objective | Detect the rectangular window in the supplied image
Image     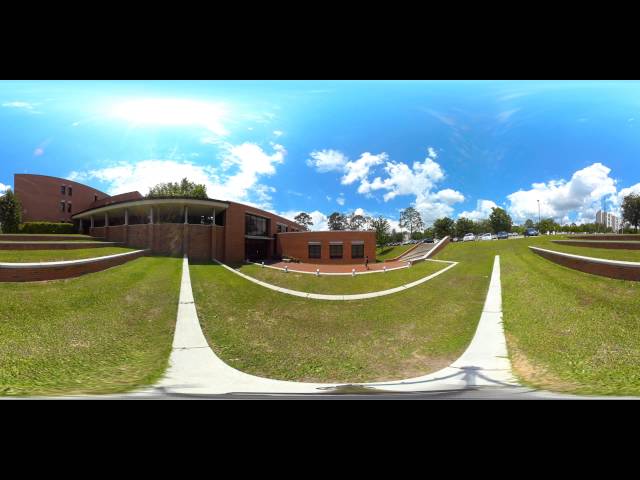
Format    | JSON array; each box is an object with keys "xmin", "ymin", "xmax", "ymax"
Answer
[
  {"xmin": 330, "ymin": 244, "xmax": 343, "ymax": 259},
  {"xmin": 277, "ymin": 224, "xmax": 283, "ymax": 233},
  {"xmin": 245, "ymin": 214, "xmax": 268, "ymax": 237},
  {"xmin": 60, "ymin": 201, "xmax": 65, "ymax": 212},
  {"xmin": 351, "ymin": 243, "xmax": 364, "ymax": 259},
  {"xmin": 68, "ymin": 187, "xmax": 73, "ymax": 196},
  {"xmin": 94, "ymin": 195, "xmax": 98, "ymax": 202},
  {"xmin": 308, "ymin": 243, "xmax": 321, "ymax": 259},
  {"xmin": 60, "ymin": 186, "xmax": 66, "ymax": 195},
  {"xmin": 67, "ymin": 203, "xmax": 72, "ymax": 213}
]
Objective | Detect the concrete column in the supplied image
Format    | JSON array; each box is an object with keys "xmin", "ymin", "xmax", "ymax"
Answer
[
  {"xmin": 212, "ymin": 208, "xmax": 216, "ymax": 226},
  {"xmin": 149, "ymin": 207, "xmax": 154, "ymax": 224},
  {"xmin": 184, "ymin": 206, "xmax": 189, "ymax": 224},
  {"xmin": 105, "ymin": 213, "xmax": 109, "ymax": 227},
  {"xmin": 123, "ymin": 209, "xmax": 129, "ymax": 245},
  {"xmin": 124, "ymin": 209, "xmax": 129, "ymax": 226},
  {"xmin": 90, "ymin": 216, "xmax": 94, "ymax": 229},
  {"xmin": 78, "ymin": 219, "xmax": 83, "ymax": 234}
]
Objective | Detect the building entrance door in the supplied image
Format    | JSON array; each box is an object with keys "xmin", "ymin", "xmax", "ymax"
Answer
[{"xmin": 245, "ymin": 239, "xmax": 269, "ymax": 261}]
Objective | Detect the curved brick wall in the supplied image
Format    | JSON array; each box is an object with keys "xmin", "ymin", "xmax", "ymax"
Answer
[
  {"xmin": 0, "ymin": 235, "xmax": 96, "ymax": 242},
  {"xmin": 572, "ymin": 235, "xmax": 640, "ymax": 241},
  {"xmin": 0, "ymin": 241, "xmax": 122, "ymax": 250},
  {"xmin": 530, "ymin": 246, "xmax": 640, "ymax": 281},
  {"xmin": 0, "ymin": 250, "xmax": 148, "ymax": 282},
  {"xmin": 552, "ymin": 240, "xmax": 640, "ymax": 250}
]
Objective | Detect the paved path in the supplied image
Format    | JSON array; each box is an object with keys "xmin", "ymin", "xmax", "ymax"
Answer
[
  {"xmin": 154, "ymin": 254, "xmax": 517, "ymax": 395},
  {"xmin": 258, "ymin": 260, "xmax": 408, "ymax": 274}
]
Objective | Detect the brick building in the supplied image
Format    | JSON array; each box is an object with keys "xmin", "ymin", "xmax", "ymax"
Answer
[{"xmin": 13, "ymin": 173, "xmax": 376, "ymax": 264}]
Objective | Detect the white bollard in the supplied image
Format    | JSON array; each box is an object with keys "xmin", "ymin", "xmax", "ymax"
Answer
[
  {"xmin": 316, "ymin": 268, "xmax": 320, "ymax": 277},
  {"xmin": 408, "ymin": 261, "xmax": 412, "ymax": 267},
  {"xmin": 352, "ymin": 268, "xmax": 356, "ymax": 277},
  {"xmin": 383, "ymin": 266, "xmax": 387, "ymax": 272},
  {"xmin": 261, "ymin": 261, "xmax": 264, "ymax": 268},
  {"xmin": 284, "ymin": 265, "xmax": 288, "ymax": 273}
]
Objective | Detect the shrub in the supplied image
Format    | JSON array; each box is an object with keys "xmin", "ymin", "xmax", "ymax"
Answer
[{"xmin": 20, "ymin": 222, "xmax": 76, "ymax": 234}]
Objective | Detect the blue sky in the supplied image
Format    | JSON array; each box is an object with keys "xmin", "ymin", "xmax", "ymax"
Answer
[{"xmin": 1, "ymin": 80, "xmax": 640, "ymax": 230}]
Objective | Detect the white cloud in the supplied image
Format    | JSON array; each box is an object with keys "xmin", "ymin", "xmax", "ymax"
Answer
[
  {"xmin": 336, "ymin": 195, "xmax": 345, "ymax": 206},
  {"xmin": 273, "ymin": 130, "xmax": 283, "ymax": 137},
  {"xmin": 68, "ymin": 142, "xmax": 285, "ymax": 209},
  {"xmin": 109, "ymin": 98, "xmax": 229, "ymax": 136},
  {"xmin": 497, "ymin": 108, "xmax": 520, "ymax": 123},
  {"xmin": 458, "ymin": 199, "xmax": 499, "ymax": 221},
  {"xmin": 306, "ymin": 149, "xmax": 348, "ymax": 173},
  {"xmin": 326, "ymin": 195, "xmax": 332, "ymax": 202},
  {"xmin": 341, "ymin": 152, "xmax": 387, "ymax": 185},
  {"xmin": 33, "ymin": 148, "xmax": 44, "ymax": 156},
  {"xmin": 2, "ymin": 101, "xmax": 37, "ymax": 111},
  {"xmin": 506, "ymin": 162, "xmax": 617, "ymax": 223},
  {"xmin": 279, "ymin": 210, "xmax": 329, "ymax": 231},
  {"xmin": 0, "ymin": 183, "xmax": 10, "ymax": 193},
  {"xmin": 427, "ymin": 147, "xmax": 438, "ymax": 159},
  {"xmin": 433, "ymin": 188, "xmax": 465, "ymax": 205}
]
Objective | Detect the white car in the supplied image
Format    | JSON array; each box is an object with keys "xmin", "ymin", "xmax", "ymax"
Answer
[
  {"xmin": 480, "ymin": 233, "xmax": 493, "ymax": 241},
  {"xmin": 462, "ymin": 233, "xmax": 476, "ymax": 242}
]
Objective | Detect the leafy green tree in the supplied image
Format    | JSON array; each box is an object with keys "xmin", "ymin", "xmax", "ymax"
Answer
[
  {"xmin": 370, "ymin": 216, "xmax": 391, "ymax": 245},
  {"xmin": 622, "ymin": 194, "xmax": 640, "ymax": 232},
  {"xmin": 537, "ymin": 218, "xmax": 558, "ymax": 234},
  {"xmin": 524, "ymin": 219, "xmax": 535, "ymax": 228},
  {"xmin": 399, "ymin": 207, "xmax": 424, "ymax": 237},
  {"xmin": 293, "ymin": 212, "xmax": 313, "ymax": 231},
  {"xmin": 328, "ymin": 212, "xmax": 347, "ymax": 230},
  {"xmin": 475, "ymin": 219, "xmax": 492, "ymax": 234},
  {"xmin": 489, "ymin": 207, "xmax": 512, "ymax": 233},
  {"xmin": 433, "ymin": 217, "xmax": 455, "ymax": 239},
  {"xmin": 347, "ymin": 212, "xmax": 367, "ymax": 231},
  {"xmin": 455, "ymin": 217, "xmax": 474, "ymax": 238},
  {"xmin": 0, "ymin": 189, "xmax": 22, "ymax": 233},
  {"xmin": 147, "ymin": 178, "xmax": 208, "ymax": 199}
]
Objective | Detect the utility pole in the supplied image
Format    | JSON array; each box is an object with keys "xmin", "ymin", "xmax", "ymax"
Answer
[{"xmin": 537, "ymin": 199, "xmax": 540, "ymax": 229}]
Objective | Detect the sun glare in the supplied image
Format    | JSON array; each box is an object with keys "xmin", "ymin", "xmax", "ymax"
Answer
[{"xmin": 109, "ymin": 98, "xmax": 228, "ymax": 135}]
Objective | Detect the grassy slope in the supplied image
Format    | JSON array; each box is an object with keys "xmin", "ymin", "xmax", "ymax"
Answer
[
  {"xmin": 0, "ymin": 257, "xmax": 181, "ymax": 396},
  {"xmin": 237, "ymin": 260, "xmax": 447, "ymax": 295},
  {"xmin": 436, "ymin": 236, "xmax": 640, "ymax": 396},
  {"xmin": 190, "ymin": 251, "xmax": 491, "ymax": 383},
  {"xmin": 0, "ymin": 247, "xmax": 137, "ymax": 263},
  {"xmin": 375, "ymin": 244, "xmax": 414, "ymax": 261}
]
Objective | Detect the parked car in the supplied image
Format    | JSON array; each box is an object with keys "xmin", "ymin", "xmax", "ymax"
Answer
[
  {"xmin": 463, "ymin": 233, "xmax": 476, "ymax": 242},
  {"xmin": 480, "ymin": 233, "xmax": 493, "ymax": 241},
  {"xmin": 452, "ymin": 237, "xmax": 459, "ymax": 242},
  {"xmin": 497, "ymin": 231, "xmax": 509, "ymax": 240},
  {"xmin": 524, "ymin": 228, "xmax": 539, "ymax": 237},
  {"xmin": 422, "ymin": 237, "xmax": 434, "ymax": 243}
]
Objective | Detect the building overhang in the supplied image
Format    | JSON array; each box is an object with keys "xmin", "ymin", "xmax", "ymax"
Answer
[{"xmin": 71, "ymin": 197, "xmax": 229, "ymax": 220}]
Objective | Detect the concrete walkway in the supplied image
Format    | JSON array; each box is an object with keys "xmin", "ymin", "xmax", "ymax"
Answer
[
  {"xmin": 254, "ymin": 260, "xmax": 409, "ymax": 275},
  {"xmin": 155, "ymin": 254, "xmax": 519, "ymax": 395},
  {"xmin": 216, "ymin": 259, "xmax": 458, "ymax": 300}
]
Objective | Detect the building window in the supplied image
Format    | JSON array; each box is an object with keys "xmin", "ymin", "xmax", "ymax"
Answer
[
  {"xmin": 68, "ymin": 187, "xmax": 73, "ymax": 196},
  {"xmin": 60, "ymin": 201, "xmax": 65, "ymax": 212},
  {"xmin": 67, "ymin": 203, "xmax": 72, "ymax": 213},
  {"xmin": 308, "ymin": 243, "xmax": 321, "ymax": 259},
  {"xmin": 245, "ymin": 214, "xmax": 269, "ymax": 237},
  {"xmin": 277, "ymin": 224, "xmax": 283, "ymax": 233},
  {"xmin": 330, "ymin": 244, "xmax": 343, "ymax": 259},
  {"xmin": 94, "ymin": 195, "xmax": 98, "ymax": 202},
  {"xmin": 351, "ymin": 243, "xmax": 364, "ymax": 259},
  {"xmin": 61, "ymin": 186, "xmax": 66, "ymax": 195}
]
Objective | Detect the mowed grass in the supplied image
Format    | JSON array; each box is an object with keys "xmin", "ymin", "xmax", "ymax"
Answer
[
  {"xmin": 437, "ymin": 236, "xmax": 640, "ymax": 396},
  {"xmin": 541, "ymin": 242, "xmax": 640, "ymax": 262},
  {"xmin": 0, "ymin": 246, "xmax": 138, "ymax": 263},
  {"xmin": 190, "ymin": 252, "xmax": 491, "ymax": 383},
  {"xmin": 375, "ymin": 244, "xmax": 414, "ymax": 261},
  {"xmin": 0, "ymin": 257, "xmax": 182, "ymax": 396},
  {"xmin": 236, "ymin": 260, "xmax": 448, "ymax": 295}
]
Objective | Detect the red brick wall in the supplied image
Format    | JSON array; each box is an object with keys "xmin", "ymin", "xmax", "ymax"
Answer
[
  {"xmin": 14, "ymin": 174, "xmax": 110, "ymax": 223},
  {"xmin": 572, "ymin": 235, "xmax": 640, "ymax": 241},
  {"xmin": 531, "ymin": 247, "xmax": 640, "ymax": 281},
  {"xmin": 187, "ymin": 225, "xmax": 211, "ymax": 261},
  {"xmin": 90, "ymin": 227, "xmax": 106, "ymax": 238},
  {"xmin": 127, "ymin": 225, "xmax": 149, "ymax": 249},
  {"xmin": 86, "ymin": 191, "xmax": 143, "ymax": 210},
  {"xmin": 0, "ymin": 242, "xmax": 120, "ymax": 250},
  {"xmin": 153, "ymin": 224, "xmax": 184, "ymax": 256},
  {"xmin": 0, "ymin": 235, "xmax": 91, "ymax": 242},
  {"xmin": 106, "ymin": 225, "xmax": 126, "ymax": 243},
  {"xmin": 553, "ymin": 240, "xmax": 640, "ymax": 250},
  {"xmin": 277, "ymin": 231, "xmax": 377, "ymax": 264},
  {"xmin": 0, "ymin": 250, "xmax": 147, "ymax": 282},
  {"xmin": 213, "ymin": 226, "xmax": 225, "ymax": 260},
  {"xmin": 427, "ymin": 236, "xmax": 451, "ymax": 258}
]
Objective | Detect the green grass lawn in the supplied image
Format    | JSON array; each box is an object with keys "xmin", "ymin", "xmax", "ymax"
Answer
[
  {"xmin": 433, "ymin": 236, "xmax": 640, "ymax": 396},
  {"xmin": 0, "ymin": 247, "xmax": 138, "ymax": 263},
  {"xmin": 375, "ymin": 244, "xmax": 414, "ymax": 261},
  {"xmin": 190, "ymin": 252, "xmax": 491, "ymax": 383},
  {"xmin": 0, "ymin": 257, "xmax": 182, "ymax": 396},
  {"xmin": 542, "ymin": 242, "xmax": 640, "ymax": 262},
  {"xmin": 236, "ymin": 260, "xmax": 448, "ymax": 295}
]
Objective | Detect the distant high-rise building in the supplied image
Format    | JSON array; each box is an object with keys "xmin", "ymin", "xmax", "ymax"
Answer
[{"xmin": 595, "ymin": 210, "xmax": 620, "ymax": 232}]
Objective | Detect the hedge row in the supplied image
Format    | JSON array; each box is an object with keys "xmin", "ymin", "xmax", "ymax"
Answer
[{"xmin": 20, "ymin": 222, "xmax": 76, "ymax": 234}]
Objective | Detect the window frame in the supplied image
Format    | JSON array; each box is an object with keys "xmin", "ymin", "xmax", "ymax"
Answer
[
  {"xmin": 308, "ymin": 243, "xmax": 321, "ymax": 259},
  {"xmin": 351, "ymin": 243, "xmax": 364, "ymax": 259},
  {"xmin": 329, "ymin": 243, "xmax": 343, "ymax": 259}
]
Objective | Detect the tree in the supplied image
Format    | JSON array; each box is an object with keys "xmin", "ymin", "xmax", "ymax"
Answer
[
  {"xmin": 489, "ymin": 207, "xmax": 513, "ymax": 233},
  {"xmin": 433, "ymin": 217, "xmax": 455, "ymax": 239},
  {"xmin": 347, "ymin": 212, "xmax": 367, "ymax": 231},
  {"xmin": 328, "ymin": 212, "xmax": 347, "ymax": 230},
  {"xmin": 622, "ymin": 194, "xmax": 640, "ymax": 232},
  {"xmin": 369, "ymin": 216, "xmax": 391, "ymax": 245},
  {"xmin": 537, "ymin": 217, "xmax": 558, "ymax": 234},
  {"xmin": 399, "ymin": 207, "xmax": 423, "ymax": 237},
  {"xmin": 0, "ymin": 189, "xmax": 22, "ymax": 233},
  {"xmin": 293, "ymin": 212, "xmax": 313, "ymax": 231},
  {"xmin": 524, "ymin": 219, "xmax": 535, "ymax": 229},
  {"xmin": 455, "ymin": 217, "xmax": 474, "ymax": 238},
  {"xmin": 147, "ymin": 178, "xmax": 208, "ymax": 199}
]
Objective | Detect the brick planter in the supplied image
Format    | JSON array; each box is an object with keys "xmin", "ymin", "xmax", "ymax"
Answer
[
  {"xmin": 0, "ymin": 241, "xmax": 123, "ymax": 250},
  {"xmin": 552, "ymin": 240, "xmax": 640, "ymax": 250},
  {"xmin": 530, "ymin": 246, "xmax": 640, "ymax": 281}
]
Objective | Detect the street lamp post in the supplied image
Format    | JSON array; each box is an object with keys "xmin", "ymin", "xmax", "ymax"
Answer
[{"xmin": 537, "ymin": 199, "xmax": 541, "ymax": 229}]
